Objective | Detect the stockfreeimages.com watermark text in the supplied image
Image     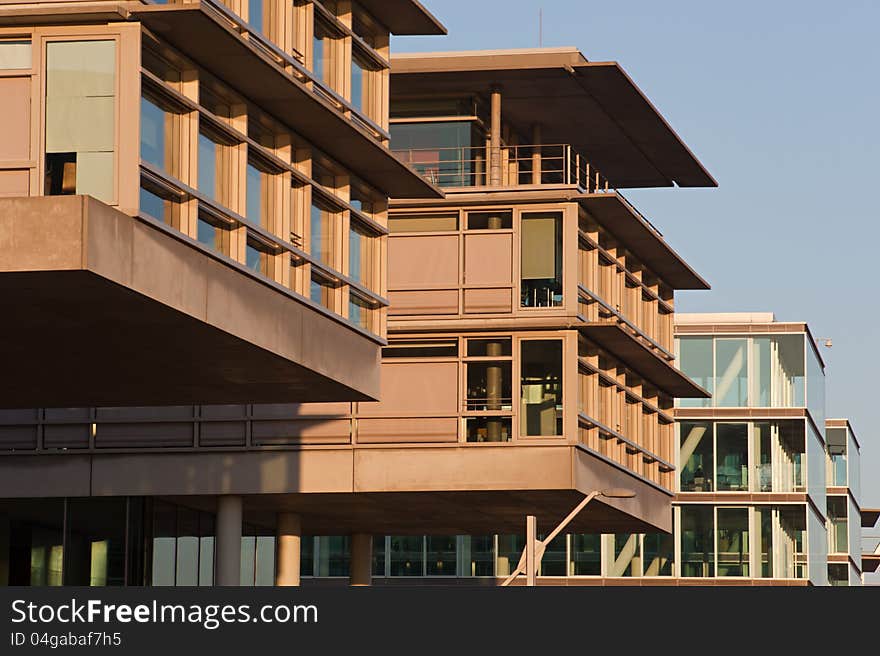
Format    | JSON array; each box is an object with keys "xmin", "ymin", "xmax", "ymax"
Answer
[{"xmin": 10, "ymin": 598, "xmax": 318, "ymax": 632}]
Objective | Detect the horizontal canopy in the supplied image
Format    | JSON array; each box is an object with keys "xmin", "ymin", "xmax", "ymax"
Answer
[
  {"xmin": 392, "ymin": 49, "xmax": 717, "ymax": 188},
  {"xmin": 357, "ymin": 0, "xmax": 446, "ymax": 35}
]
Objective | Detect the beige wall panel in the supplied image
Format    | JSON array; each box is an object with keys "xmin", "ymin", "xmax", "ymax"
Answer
[
  {"xmin": 463, "ymin": 287, "xmax": 512, "ymax": 314},
  {"xmin": 0, "ymin": 40, "xmax": 32, "ymax": 70},
  {"xmin": 45, "ymin": 96, "xmax": 114, "ymax": 152},
  {"xmin": 252, "ymin": 418, "xmax": 352, "ymax": 444},
  {"xmin": 0, "ymin": 170, "xmax": 29, "ymax": 197},
  {"xmin": 353, "ymin": 445, "xmax": 573, "ymax": 492},
  {"xmin": 464, "ymin": 233, "xmax": 512, "ymax": 285},
  {"xmin": 90, "ymin": 450, "xmax": 355, "ymax": 495},
  {"xmin": 358, "ymin": 360, "xmax": 458, "ymax": 416},
  {"xmin": 0, "ymin": 196, "xmax": 84, "ymax": 271},
  {"xmin": 388, "ymin": 234, "xmax": 458, "ymax": 288},
  {"xmin": 388, "ymin": 289, "xmax": 458, "ymax": 315},
  {"xmin": 0, "ymin": 77, "xmax": 30, "ymax": 161},
  {"xmin": 357, "ymin": 417, "xmax": 458, "ymax": 443}
]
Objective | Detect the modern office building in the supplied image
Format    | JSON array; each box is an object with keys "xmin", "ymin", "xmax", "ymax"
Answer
[
  {"xmin": 0, "ymin": 43, "xmax": 719, "ymax": 586},
  {"xmin": 295, "ymin": 313, "xmax": 873, "ymax": 587},
  {"xmin": 0, "ymin": 0, "xmax": 447, "ymax": 586}
]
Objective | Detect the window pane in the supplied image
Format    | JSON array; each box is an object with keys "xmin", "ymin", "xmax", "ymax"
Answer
[
  {"xmin": 198, "ymin": 132, "xmax": 218, "ymax": 202},
  {"xmin": 140, "ymin": 95, "xmax": 167, "ymax": 170},
  {"xmin": 608, "ymin": 534, "xmax": 639, "ymax": 577},
  {"xmin": 467, "ymin": 362, "xmax": 512, "ymax": 411},
  {"xmin": 248, "ymin": 0, "xmax": 263, "ymax": 33},
  {"xmin": 175, "ymin": 507, "xmax": 199, "ymax": 587},
  {"xmin": 680, "ymin": 506, "xmax": 713, "ymax": 577},
  {"xmin": 388, "ymin": 213, "xmax": 458, "ymax": 233},
  {"xmin": 389, "ymin": 536, "xmax": 424, "ymax": 576},
  {"xmin": 465, "ymin": 416, "xmax": 512, "ymax": 443},
  {"xmin": 467, "ymin": 338, "xmax": 512, "ymax": 357},
  {"xmin": 316, "ymin": 536, "xmax": 349, "ymax": 577},
  {"xmin": 372, "ymin": 536, "xmax": 385, "ymax": 577},
  {"xmin": 0, "ymin": 40, "xmax": 31, "ymax": 69},
  {"xmin": 496, "ymin": 535, "xmax": 523, "ymax": 578},
  {"xmin": 140, "ymin": 186, "xmax": 170, "ymax": 224},
  {"xmin": 540, "ymin": 534, "xmax": 566, "ymax": 576},
  {"xmin": 246, "ymin": 162, "xmax": 264, "ymax": 225},
  {"xmin": 520, "ymin": 213, "xmax": 563, "ymax": 308},
  {"xmin": 390, "ymin": 121, "xmax": 480, "ymax": 187},
  {"xmin": 151, "ymin": 501, "xmax": 176, "ymax": 586},
  {"xmin": 426, "ymin": 536, "xmax": 456, "ymax": 576},
  {"xmin": 349, "ymin": 224, "xmax": 373, "ymax": 286},
  {"xmin": 348, "ymin": 294, "xmax": 373, "ymax": 332},
  {"xmin": 310, "ymin": 201, "xmax": 334, "ymax": 265},
  {"xmin": 680, "ymin": 421, "xmax": 713, "ymax": 492},
  {"xmin": 753, "ymin": 422, "xmax": 772, "ymax": 492},
  {"xmin": 197, "ymin": 216, "xmax": 228, "ymax": 254},
  {"xmin": 678, "ymin": 337, "xmax": 713, "ymax": 408},
  {"xmin": 520, "ymin": 340, "xmax": 563, "ymax": 436},
  {"xmin": 468, "ymin": 211, "xmax": 512, "ymax": 230},
  {"xmin": 827, "ymin": 496, "xmax": 848, "ymax": 554},
  {"xmin": 351, "ymin": 56, "xmax": 365, "ymax": 112},
  {"xmin": 570, "ymin": 534, "xmax": 601, "ymax": 576},
  {"xmin": 643, "ymin": 533, "xmax": 673, "ymax": 576},
  {"xmin": 715, "ymin": 339, "xmax": 748, "ymax": 406},
  {"xmin": 716, "ymin": 508, "xmax": 749, "ymax": 577},
  {"xmin": 460, "ymin": 536, "xmax": 494, "ymax": 577},
  {"xmin": 716, "ymin": 423, "xmax": 748, "ymax": 491},
  {"xmin": 757, "ymin": 506, "xmax": 772, "ymax": 578}
]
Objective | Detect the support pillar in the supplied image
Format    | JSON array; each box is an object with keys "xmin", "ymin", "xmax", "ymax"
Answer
[
  {"xmin": 526, "ymin": 515, "xmax": 537, "ymax": 587},
  {"xmin": 275, "ymin": 513, "xmax": 301, "ymax": 587},
  {"xmin": 215, "ymin": 496, "xmax": 242, "ymax": 586},
  {"xmin": 531, "ymin": 124, "xmax": 542, "ymax": 184},
  {"xmin": 489, "ymin": 86, "xmax": 502, "ymax": 186},
  {"xmin": 486, "ymin": 340, "xmax": 504, "ymax": 441},
  {"xmin": 350, "ymin": 533, "xmax": 372, "ymax": 586}
]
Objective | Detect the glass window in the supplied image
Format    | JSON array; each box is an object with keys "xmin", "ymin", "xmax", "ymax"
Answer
[
  {"xmin": 679, "ymin": 421, "xmax": 713, "ymax": 491},
  {"xmin": 388, "ymin": 213, "xmax": 458, "ymax": 233},
  {"xmin": 198, "ymin": 131, "xmax": 222, "ymax": 203},
  {"xmin": 382, "ymin": 339, "xmax": 457, "ymax": 359},
  {"xmin": 390, "ymin": 536, "xmax": 424, "ymax": 576},
  {"xmin": 248, "ymin": 0, "xmax": 264, "ymax": 33},
  {"xmin": 300, "ymin": 535, "xmax": 314, "ymax": 577},
  {"xmin": 540, "ymin": 534, "xmax": 567, "ymax": 576},
  {"xmin": 426, "ymin": 536, "xmax": 456, "ymax": 576},
  {"xmin": 715, "ymin": 423, "xmax": 748, "ymax": 491},
  {"xmin": 310, "ymin": 200, "xmax": 335, "ymax": 265},
  {"xmin": 312, "ymin": 20, "xmax": 332, "ymax": 83},
  {"xmin": 806, "ymin": 341, "xmax": 825, "ymax": 431},
  {"xmin": 349, "ymin": 222, "xmax": 373, "ymax": 286},
  {"xmin": 465, "ymin": 417, "xmax": 512, "ymax": 443},
  {"xmin": 348, "ymin": 293, "xmax": 373, "ymax": 332},
  {"xmin": 466, "ymin": 361, "xmax": 512, "ymax": 412},
  {"xmin": 496, "ymin": 535, "xmax": 524, "ymax": 578},
  {"xmin": 643, "ymin": 533, "xmax": 673, "ymax": 576},
  {"xmin": 570, "ymin": 534, "xmax": 601, "ymax": 576},
  {"xmin": 467, "ymin": 338, "xmax": 512, "ymax": 357},
  {"xmin": 390, "ymin": 121, "xmax": 482, "ymax": 187},
  {"xmin": 310, "ymin": 274, "xmax": 335, "ymax": 311},
  {"xmin": 45, "ymin": 40, "xmax": 116, "ymax": 203},
  {"xmin": 140, "ymin": 95, "xmax": 169, "ymax": 171},
  {"xmin": 150, "ymin": 501, "xmax": 177, "ymax": 586},
  {"xmin": 608, "ymin": 534, "xmax": 640, "ymax": 577},
  {"xmin": 197, "ymin": 214, "xmax": 230, "ymax": 255},
  {"xmin": 677, "ymin": 337, "xmax": 713, "ymax": 408},
  {"xmin": 246, "ymin": 160, "xmax": 270, "ymax": 228},
  {"xmin": 715, "ymin": 339, "xmax": 748, "ymax": 406},
  {"xmin": 468, "ymin": 211, "xmax": 512, "ymax": 230},
  {"xmin": 316, "ymin": 536, "xmax": 349, "ymax": 577},
  {"xmin": 0, "ymin": 40, "xmax": 32, "ymax": 69},
  {"xmin": 680, "ymin": 506, "xmax": 713, "ymax": 577},
  {"xmin": 520, "ymin": 340, "xmax": 563, "ymax": 436},
  {"xmin": 753, "ymin": 422, "xmax": 772, "ymax": 492},
  {"xmin": 716, "ymin": 508, "xmax": 749, "ymax": 577},
  {"xmin": 752, "ymin": 335, "xmax": 805, "ymax": 407},
  {"xmin": 246, "ymin": 238, "xmax": 271, "ymax": 276},
  {"xmin": 372, "ymin": 536, "xmax": 386, "ymax": 577},
  {"xmin": 757, "ymin": 506, "xmax": 773, "ymax": 578},
  {"xmin": 0, "ymin": 499, "xmax": 65, "ymax": 586},
  {"xmin": 139, "ymin": 185, "xmax": 176, "ymax": 225},
  {"xmin": 351, "ymin": 54, "xmax": 373, "ymax": 115},
  {"xmin": 827, "ymin": 496, "xmax": 848, "ymax": 554},
  {"xmin": 828, "ymin": 563, "xmax": 849, "ymax": 587},
  {"xmin": 521, "ymin": 213, "xmax": 563, "ymax": 308},
  {"xmin": 826, "ymin": 428, "xmax": 847, "ymax": 487},
  {"xmin": 460, "ymin": 536, "xmax": 494, "ymax": 577}
]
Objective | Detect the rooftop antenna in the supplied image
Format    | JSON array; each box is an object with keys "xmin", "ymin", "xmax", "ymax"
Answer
[{"xmin": 538, "ymin": 8, "xmax": 543, "ymax": 47}]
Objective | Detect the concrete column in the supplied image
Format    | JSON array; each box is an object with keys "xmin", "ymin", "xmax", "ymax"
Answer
[
  {"xmin": 489, "ymin": 87, "xmax": 502, "ymax": 186},
  {"xmin": 526, "ymin": 515, "xmax": 537, "ymax": 587},
  {"xmin": 215, "ymin": 496, "xmax": 242, "ymax": 586},
  {"xmin": 275, "ymin": 513, "xmax": 301, "ymax": 587},
  {"xmin": 486, "ymin": 340, "xmax": 504, "ymax": 442},
  {"xmin": 350, "ymin": 533, "xmax": 372, "ymax": 586},
  {"xmin": 531, "ymin": 124, "xmax": 542, "ymax": 184}
]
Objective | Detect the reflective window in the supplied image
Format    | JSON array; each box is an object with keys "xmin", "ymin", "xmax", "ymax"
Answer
[
  {"xmin": 460, "ymin": 536, "xmax": 494, "ymax": 577},
  {"xmin": 316, "ymin": 536, "xmax": 349, "ymax": 577},
  {"xmin": 642, "ymin": 533, "xmax": 674, "ymax": 576},
  {"xmin": 426, "ymin": 537, "xmax": 456, "ymax": 576},
  {"xmin": 680, "ymin": 421, "xmax": 713, "ymax": 491},
  {"xmin": 140, "ymin": 95, "xmax": 168, "ymax": 171},
  {"xmin": 716, "ymin": 508, "xmax": 749, "ymax": 577},
  {"xmin": 310, "ymin": 200, "xmax": 335, "ymax": 265},
  {"xmin": 826, "ymin": 428, "xmax": 848, "ymax": 487},
  {"xmin": 139, "ymin": 185, "xmax": 177, "ymax": 226},
  {"xmin": 570, "ymin": 534, "xmax": 601, "ymax": 576},
  {"xmin": 715, "ymin": 339, "xmax": 748, "ymax": 406},
  {"xmin": 197, "ymin": 214, "xmax": 230, "ymax": 255},
  {"xmin": 246, "ymin": 160, "xmax": 270, "ymax": 227},
  {"xmin": 521, "ymin": 212, "xmax": 563, "ymax": 308},
  {"xmin": 248, "ymin": 0, "xmax": 264, "ymax": 33},
  {"xmin": 390, "ymin": 536, "xmax": 424, "ymax": 576},
  {"xmin": 715, "ymin": 423, "xmax": 748, "ymax": 491},
  {"xmin": 0, "ymin": 40, "xmax": 32, "ymax": 69},
  {"xmin": 608, "ymin": 534, "xmax": 640, "ymax": 577},
  {"xmin": 349, "ymin": 222, "xmax": 374, "ymax": 286},
  {"xmin": 757, "ymin": 506, "xmax": 773, "ymax": 578},
  {"xmin": 677, "ymin": 337, "xmax": 713, "ymax": 408},
  {"xmin": 827, "ymin": 496, "xmax": 848, "ymax": 554},
  {"xmin": 520, "ymin": 340, "xmax": 563, "ymax": 436},
  {"xmin": 680, "ymin": 506, "xmax": 713, "ymax": 577},
  {"xmin": 390, "ymin": 121, "xmax": 482, "ymax": 187},
  {"xmin": 198, "ymin": 131, "xmax": 222, "ymax": 203}
]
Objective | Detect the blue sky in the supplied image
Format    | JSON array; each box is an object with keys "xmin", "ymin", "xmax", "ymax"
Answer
[{"xmin": 394, "ymin": 0, "xmax": 880, "ymax": 571}]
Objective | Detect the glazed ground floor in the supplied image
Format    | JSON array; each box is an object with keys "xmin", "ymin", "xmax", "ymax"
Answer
[{"xmin": 1, "ymin": 496, "xmax": 845, "ymax": 586}]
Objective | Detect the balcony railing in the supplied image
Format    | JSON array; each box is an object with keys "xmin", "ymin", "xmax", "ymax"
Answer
[{"xmin": 393, "ymin": 143, "xmax": 612, "ymax": 191}]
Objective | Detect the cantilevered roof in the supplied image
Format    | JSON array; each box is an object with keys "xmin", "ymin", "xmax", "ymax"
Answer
[
  {"xmin": 580, "ymin": 323, "xmax": 711, "ymax": 398},
  {"xmin": 578, "ymin": 193, "xmax": 709, "ymax": 290},
  {"xmin": 392, "ymin": 48, "xmax": 717, "ymax": 189},
  {"xmin": 131, "ymin": 4, "xmax": 441, "ymax": 198},
  {"xmin": 358, "ymin": 0, "xmax": 446, "ymax": 35},
  {"xmin": 863, "ymin": 509, "xmax": 880, "ymax": 529}
]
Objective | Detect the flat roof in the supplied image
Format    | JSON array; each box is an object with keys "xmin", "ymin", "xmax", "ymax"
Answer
[
  {"xmin": 826, "ymin": 418, "xmax": 861, "ymax": 449},
  {"xmin": 359, "ymin": 0, "xmax": 446, "ymax": 35},
  {"xmin": 861, "ymin": 508, "xmax": 880, "ymax": 528},
  {"xmin": 676, "ymin": 312, "xmax": 776, "ymax": 324},
  {"xmin": 391, "ymin": 48, "xmax": 717, "ymax": 189}
]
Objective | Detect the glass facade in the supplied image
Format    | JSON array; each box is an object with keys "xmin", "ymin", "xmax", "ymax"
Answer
[
  {"xmin": 520, "ymin": 340, "xmax": 563, "ymax": 436},
  {"xmin": 390, "ymin": 121, "xmax": 481, "ymax": 187},
  {"xmin": 677, "ymin": 334, "xmax": 806, "ymax": 409},
  {"xmin": 520, "ymin": 212, "xmax": 563, "ymax": 308}
]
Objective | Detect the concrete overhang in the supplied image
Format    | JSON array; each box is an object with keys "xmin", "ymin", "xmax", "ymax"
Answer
[
  {"xmin": 863, "ymin": 552, "xmax": 880, "ymax": 574},
  {"xmin": 577, "ymin": 193, "xmax": 709, "ymax": 290},
  {"xmin": 128, "ymin": 3, "xmax": 442, "ymax": 199},
  {"xmin": 392, "ymin": 48, "xmax": 717, "ymax": 189},
  {"xmin": 862, "ymin": 508, "xmax": 880, "ymax": 528},
  {"xmin": 580, "ymin": 322, "xmax": 710, "ymax": 398},
  {"xmin": 0, "ymin": 445, "xmax": 672, "ymax": 535},
  {"xmin": 0, "ymin": 196, "xmax": 380, "ymax": 407},
  {"xmin": 357, "ymin": 0, "xmax": 446, "ymax": 35}
]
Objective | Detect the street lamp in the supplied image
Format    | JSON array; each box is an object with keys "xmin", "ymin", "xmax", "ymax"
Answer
[{"xmin": 500, "ymin": 488, "xmax": 636, "ymax": 587}]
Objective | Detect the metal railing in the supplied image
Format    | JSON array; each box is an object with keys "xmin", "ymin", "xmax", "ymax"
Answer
[{"xmin": 392, "ymin": 143, "xmax": 612, "ymax": 192}]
